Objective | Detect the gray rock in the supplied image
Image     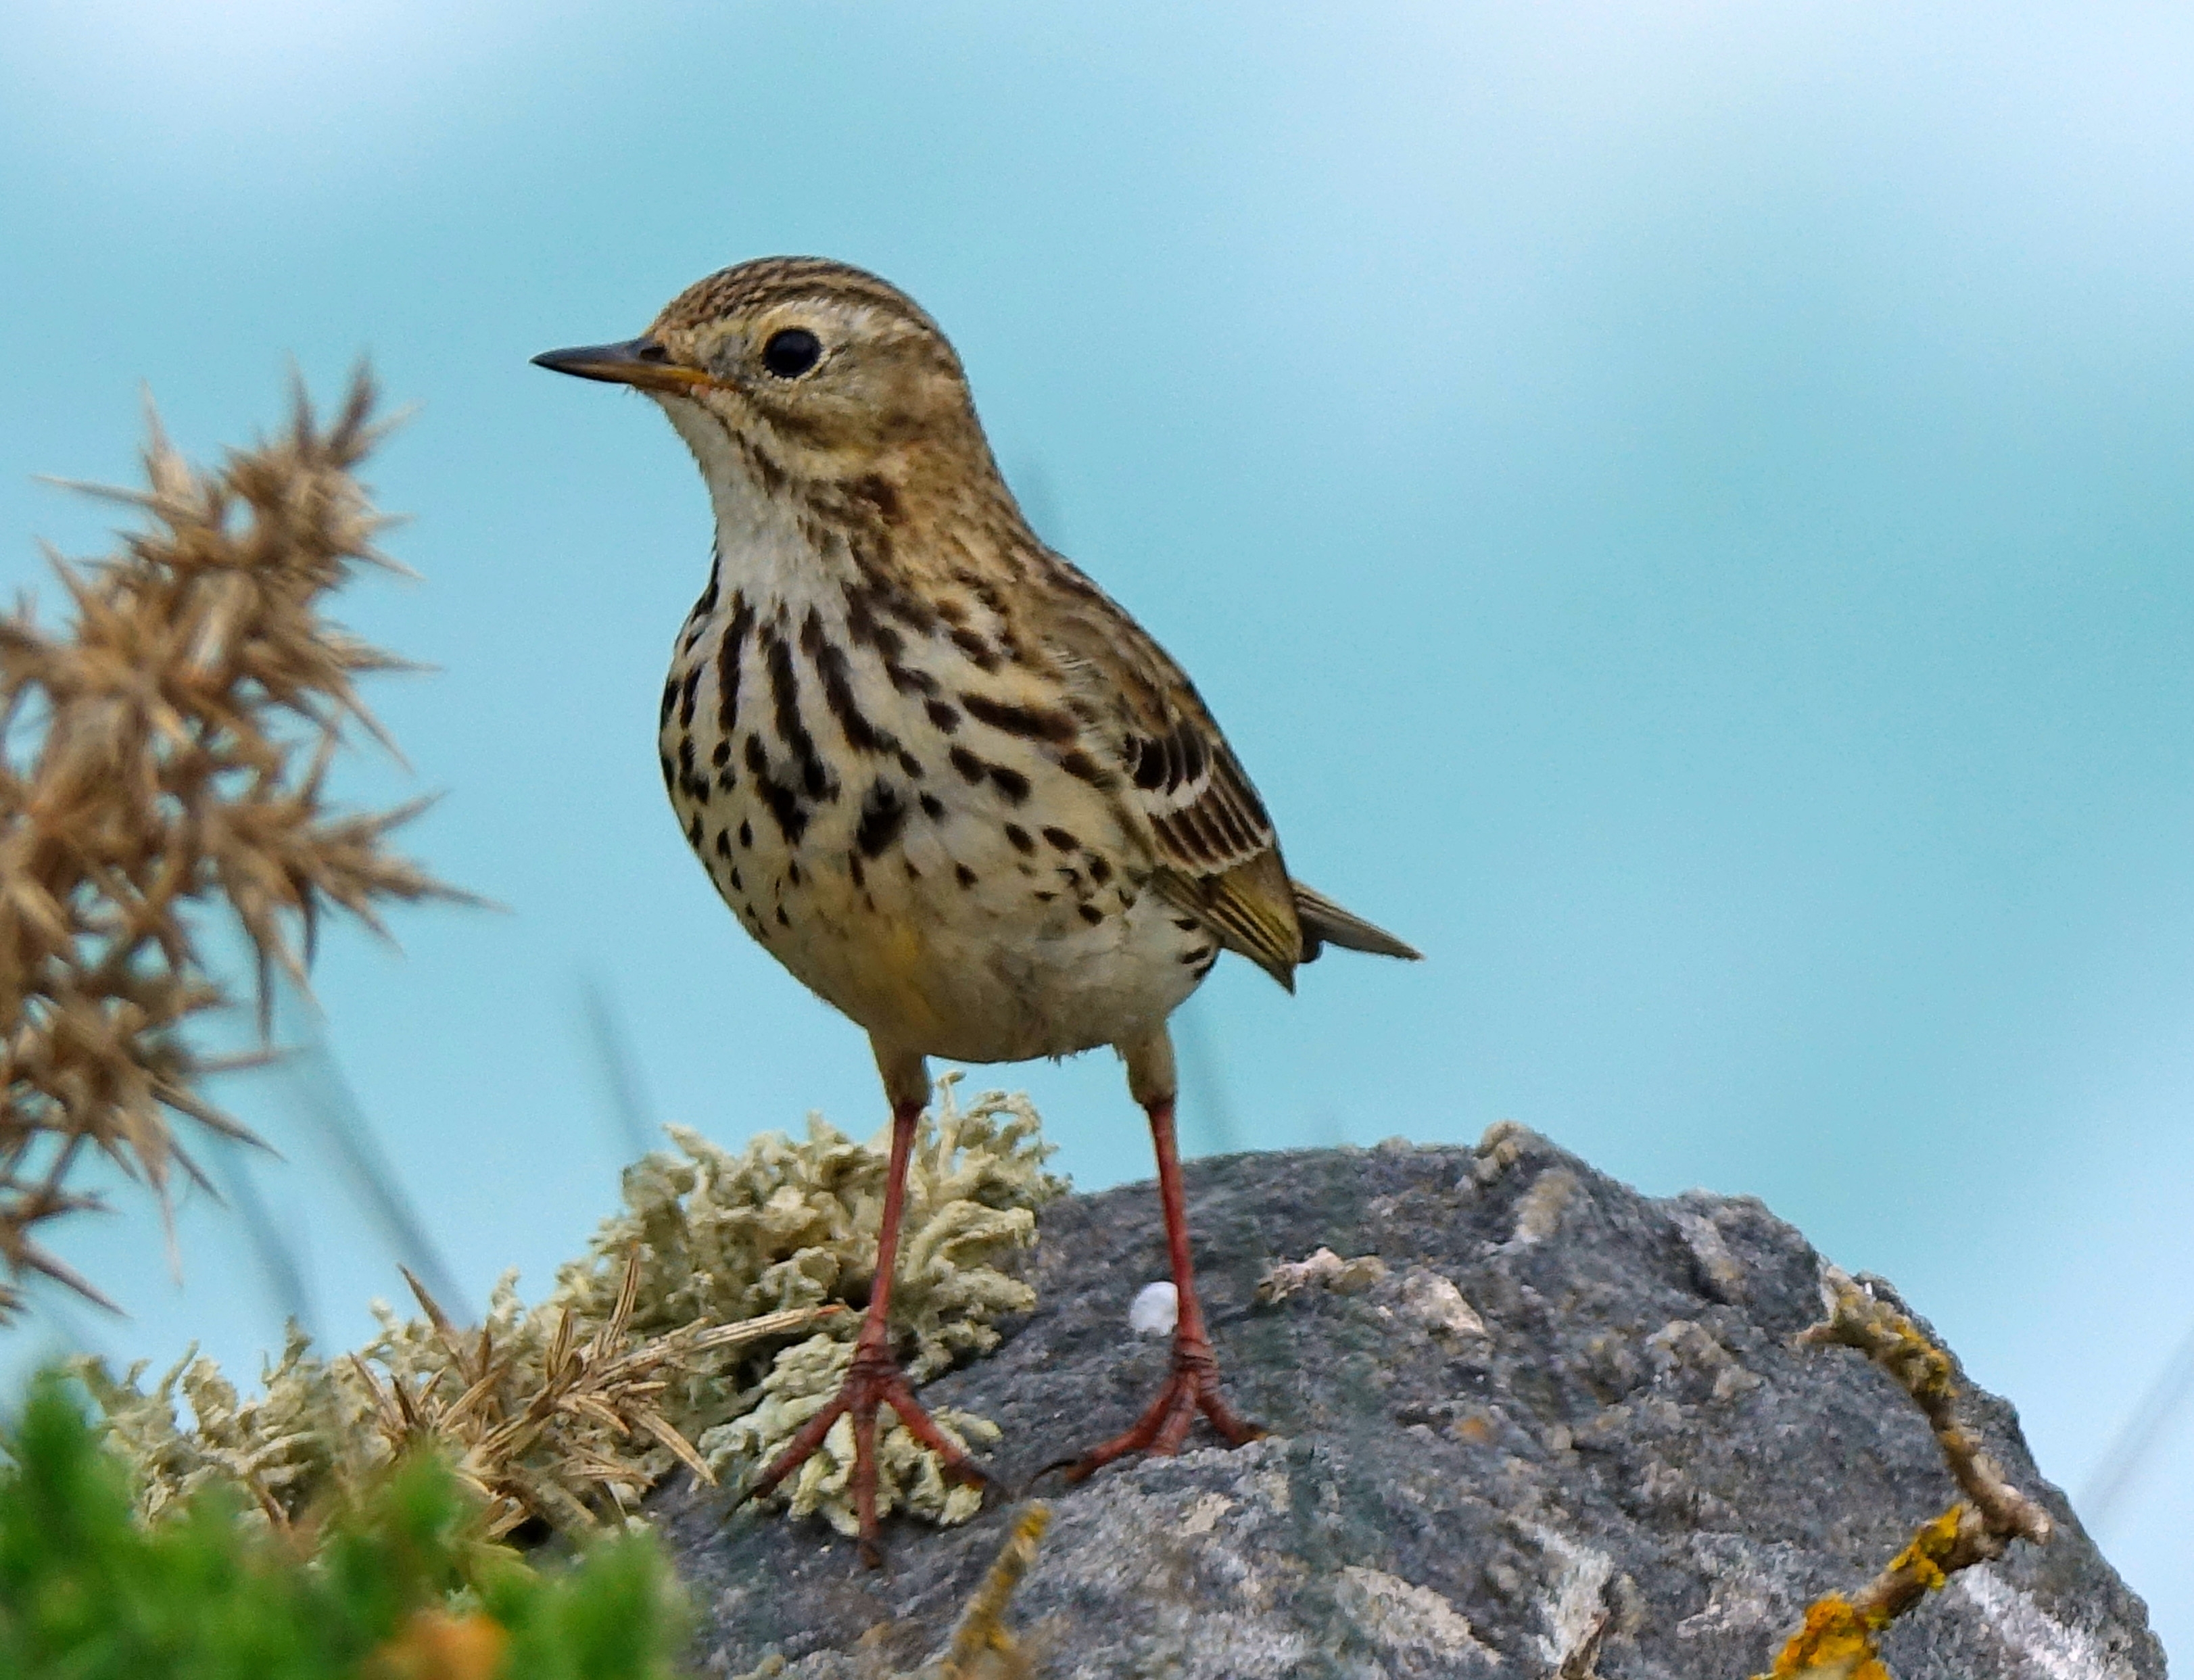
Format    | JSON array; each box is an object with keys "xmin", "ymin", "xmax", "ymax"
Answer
[{"xmin": 658, "ymin": 1127, "xmax": 2166, "ymax": 1678}]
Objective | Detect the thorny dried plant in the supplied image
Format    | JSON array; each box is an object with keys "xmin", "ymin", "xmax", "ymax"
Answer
[
  {"xmin": 0, "ymin": 371, "xmax": 459, "ymax": 1318},
  {"xmin": 1753, "ymin": 1266, "xmax": 2054, "ymax": 1679},
  {"xmin": 83, "ymin": 1086, "xmax": 1061, "ymax": 1544},
  {"xmin": 353, "ymin": 1256, "xmax": 840, "ymax": 1540}
]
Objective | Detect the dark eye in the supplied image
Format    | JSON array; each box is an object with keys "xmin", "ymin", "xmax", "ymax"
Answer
[{"xmin": 762, "ymin": 327, "xmax": 822, "ymax": 379}]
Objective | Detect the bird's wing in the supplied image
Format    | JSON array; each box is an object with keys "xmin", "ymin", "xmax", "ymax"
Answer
[{"xmin": 1034, "ymin": 560, "xmax": 1304, "ymax": 988}]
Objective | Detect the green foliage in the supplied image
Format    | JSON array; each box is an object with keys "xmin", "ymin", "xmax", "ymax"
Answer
[{"xmin": 0, "ymin": 1372, "xmax": 687, "ymax": 1680}]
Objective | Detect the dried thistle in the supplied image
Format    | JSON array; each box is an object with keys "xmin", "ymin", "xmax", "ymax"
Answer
[
  {"xmin": 0, "ymin": 372, "xmax": 461, "ymax": 1316},
  {"xmin": 1753, "ymin": 1267, "xmax": 2053, "ymax": 1678}
]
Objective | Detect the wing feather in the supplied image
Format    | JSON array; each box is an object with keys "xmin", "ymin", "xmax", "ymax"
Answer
[{"xmin": 1032, "ymin": 560, "xmax": 1303, "ymax": 984}]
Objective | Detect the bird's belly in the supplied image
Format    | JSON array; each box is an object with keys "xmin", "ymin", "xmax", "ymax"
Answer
[{"xmin": 669, "ymin": 760, "xmax": 1218, "ymax": 1063}]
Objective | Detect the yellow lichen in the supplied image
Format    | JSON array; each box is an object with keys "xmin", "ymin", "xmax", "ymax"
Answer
[
  {"xmin": 1756, "ymin": 1594, "xmax": 1889, "ymax": 1680},
  {"xmin": 1884, "ymin": 1506, "xmax": 1963, "ymax": 1594}
]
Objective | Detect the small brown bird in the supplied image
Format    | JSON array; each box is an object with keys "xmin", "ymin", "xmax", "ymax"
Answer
[{"xmin": 535, "ymin": 258, "xmax": 1417, "ymax": 1560}]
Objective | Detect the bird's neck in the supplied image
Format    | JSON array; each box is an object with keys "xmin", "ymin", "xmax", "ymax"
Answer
[{"xmin": 671, "ymin": 410, "xmax": 1034, "ymax": 625}]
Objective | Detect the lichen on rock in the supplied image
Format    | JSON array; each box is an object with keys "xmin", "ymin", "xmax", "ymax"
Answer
[{"xmin": 78, "ymin": 1075, "xmax": 1063, "ymax": 1542}]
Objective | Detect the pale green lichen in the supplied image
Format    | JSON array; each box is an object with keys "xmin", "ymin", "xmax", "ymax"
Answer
[
  {"xmin": 78, "ymin": 1325, "xmax": 373, "ymax": 1529},
  {"xmin": 78, "ymin": 1075, "xmax": 1064, "ymax": 1544}
]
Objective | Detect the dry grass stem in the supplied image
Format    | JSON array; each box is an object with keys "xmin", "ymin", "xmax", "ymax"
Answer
[
  {"xmin": 352, "ymin": 1254, "xmax": 843, "ymax": 1539},
  {"xmin": 1754, "ymin": 1266, "xmax": 2053, "ymax": 1679},
  {"xmin": 0, "ymin": 372, "xmax": 461, "ymax": 1316}
]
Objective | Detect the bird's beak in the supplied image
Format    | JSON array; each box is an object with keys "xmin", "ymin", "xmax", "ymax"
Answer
[{"xmin": 530, "ymin": 337, "xmax": 711, "ymax": 394}]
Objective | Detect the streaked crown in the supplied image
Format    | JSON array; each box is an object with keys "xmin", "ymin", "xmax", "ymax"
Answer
[{"xmin": 535, "ymin": 257, "xmax": 993, "ymax": 483}]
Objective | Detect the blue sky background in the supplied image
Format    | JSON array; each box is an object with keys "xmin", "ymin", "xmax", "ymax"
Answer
[{"xmin": 1, "ymin": 0, "xmax": 2188, "ymax": 1653}]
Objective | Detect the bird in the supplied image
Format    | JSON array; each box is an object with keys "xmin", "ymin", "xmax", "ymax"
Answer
[{"xmin": 534, "ymin": 258, "xmax": 1418, "ymax": 1561}]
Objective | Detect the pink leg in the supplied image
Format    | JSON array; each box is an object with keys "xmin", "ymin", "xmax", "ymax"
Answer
[
  {"xmin": 1055, "ymin": 1094, "xmax": 1264, "ymax": 1481},
  {"xmin": 742, "ymin": 1095, "xmax": 986, "ymax": 1565}
]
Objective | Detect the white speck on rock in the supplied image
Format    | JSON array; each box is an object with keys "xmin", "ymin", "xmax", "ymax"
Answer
[
  {"xmin": 1335, "ymin": 1565, "xmax": 1497, "ymax": 1666},
  {"xmin": 1178, "ymin": 1491, "xmax": 1235, "ymax": 1535},
  {"xmin": 1527, "ymin": 1524, "xmax": 1615, "ymax": 1673},
  {"xmin": 1953, "ymin": 1566, "xmax": 2141, "ymax": 1680},
  {"xmin": 1399, "ymin": 1267, "xmax": 1489, "ymax": 1340},
  {"xmin": 1255, "ymin": 1246, "xmax": 1388, "ymax": 1303},
  {"xmin": 1129, "ymin": 1280, "xmax": 1178, "ymax": 1336}
]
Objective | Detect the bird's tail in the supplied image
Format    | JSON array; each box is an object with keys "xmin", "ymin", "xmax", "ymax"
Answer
[{"xmin": 1292, "ymin": 881, "xmax": 1423, "ymax": 963}]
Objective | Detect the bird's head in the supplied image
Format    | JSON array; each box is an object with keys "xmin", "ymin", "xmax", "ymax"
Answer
[{"xmin": 533, "ymin": 257, "xmax": 992, "ymax": 494}]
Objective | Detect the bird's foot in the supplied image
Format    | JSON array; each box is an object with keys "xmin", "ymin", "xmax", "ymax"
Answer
[
  {"xmin": 740, "ymin": 1336, "xmax": 988, "ymax": 1567},
  {"xmin": 1049, "ymin": 1335, "xmax": 1265, "ymax": 1483}
]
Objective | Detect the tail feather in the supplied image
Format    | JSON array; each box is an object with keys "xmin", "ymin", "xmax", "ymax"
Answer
[{"xmin": 1291, "ymin": 881, "xmax": 1422, "ymax": 963}]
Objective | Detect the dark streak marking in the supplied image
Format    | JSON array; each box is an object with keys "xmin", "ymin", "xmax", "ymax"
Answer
[
  {"xmin": 955, "ymin": 863, "xmax": 977, "ymax": 887},
  {"xmin": 1078, "ymin": 903, "xmax": 1105, "ymax": 926},
  {"xmin": 886, "ymin": 661, "xmax": 938, "ymax": 696},
  {"xmin": 1131, "ymin": 738, "xmax": 1167, "ymax": 791},
  {"xmin": 763, "ymin": 623, "xmax": 837, "ymax": 800},
  {"xmin": 745, "ymin": 734, "xmax": 809, "ymax": 845},
  {"xmin": 961, "ymin": 693, "xmax": 1077, "ymax": 744},
  {"xmin": 988, "ymin": 763, "xmax": 1030, "ymax": 804},
  {"xmin": 919, "ymin": 792, "xmax": 946, "ymax": 821},
  {"xmin": 850, "ymin": 474, "xmax": 901, "ymax": 523},
  {"xmin": 1058, "ymin": 749, "xmax": 1113, "ymax": 788},
  {"xmin": 841, "ymin": 583, "xmax": 907, "ymax": 659},
  {"xmin": 854, "ymin": 780, "xmax": 909, "ymax": 858},
  {"xmin": 1003, "ymin": 823, "xmax": 1034, "ymax": 854},
  {"xmin": 805, "ymin": 611, "xmax": 895, "ymax": 756},
  {"xmin": 949, "ymin": 627, "xmax": 1000, "ymax": 670},
  {"xmin": 925, "ymin": 700, "xmax": 960, "ymax": 732},
  {"xmin": 949, "ymin": 746, "xmax": 987, "ymax": 784},
  {"xmin": 717, "ymin": 594, "xmax": 756, "ymax": 732},
  {"xmin": 1041, "ymin": 826, "xmax": 1079, "ymax": 852}
]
